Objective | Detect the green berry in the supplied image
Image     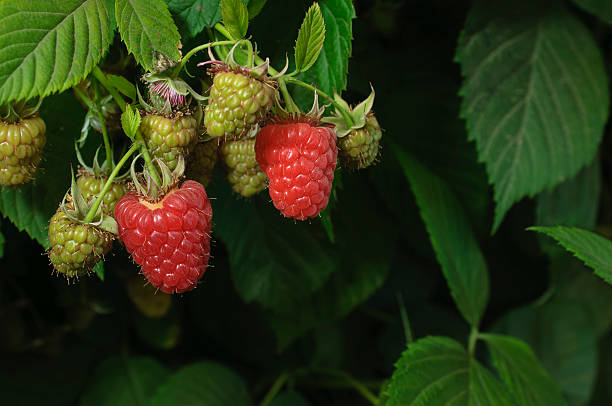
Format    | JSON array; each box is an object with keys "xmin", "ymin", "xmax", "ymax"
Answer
[
  {"xmin": 140, "ymin": 114, "xmax": 197, "ymax": 170},
  {"xmin": 337, "ymin": 114, "xmax": 382, "ymax": 169},
  {"xmin": 48, "ymin": 207, "xmax": 113, "ymax": 278},
  {"xmin": 0, "ymin": 117, "xmax": 46, "ymax": 186},
  {"xmin": 186, "ymin": 140, "xmax": 218, "ymax": 187},
  {"xmin": 77, "ymin": 172, "xmax": 127, "ymax": 215},
  {"xmin": 204, "ymin": 70, "xmax": 275, "ymax": 139},
  {"xmin": 220, "ymin": 138, "xmax": 267, "ymax": 197}
]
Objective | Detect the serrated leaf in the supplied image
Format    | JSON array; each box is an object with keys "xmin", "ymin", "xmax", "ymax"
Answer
[
  {"xmin": 572, "ymin": 0, "xmax": 612, "ymax": 23},
  {"xmin": 294, "ymin": 3, "xmax": 326, "ymax": 73},
  {"xmin": 456, "ymin": 0, "xmax": 609, "ymax": 232},
  {"xmin": 294, "ymin": 0, "xmax": 355, "ymax": 104},
  {"xmin": 386, "ymin": 336, "xmax": 516, "ymax": 406},
  {"xmin": 247, "ymin": 0, "xmax": 267, "ymax": 19},
  {"xmin": 115, "ymin": 0, "xmax": 180, "ymax": 71},
  {"xmin": 0, "ymin": 93, "xmax": 86, "ymax": 247},
  {"xmin": 395, "ymin": 146, "xmax": 489, "ymax": 327},
  {"xmin": 0, "ymin": 0, "xmax": 113, "ymax": 104},
  {"xmin": 121, "ymin": 104, "xmax": 141, "ymax": 140},
  {"xmin": 221, "ymin": 0, "xmax": 248, "ymax": 39},
  {"xmin": 166, "ymin": 0, "xmax": 223, "ymax": 38},
  {"xmin": 529, "ymin": 226, "xmax": 612, "ymax": 285},
  {"xmin": 106, "ymin": 74, "xmax": 136, "ymax": 100},
  {"xmin": 149, "ymin": 362, "xmax": 252, "ymax": 406},
  {"xmin": 481, "ymin": 334, "xmax": 568, "ymax": 406},
  {"xmin": 81, "ymin": 356, "xmax": 169, "ymax": 406}
]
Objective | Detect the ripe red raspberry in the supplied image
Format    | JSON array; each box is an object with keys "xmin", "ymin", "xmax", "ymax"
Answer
[
  {"xmin": 114, "ymin": 180, "xmax": 212, "ymax": 294},
  {"xmin": 255, "ymin": 122, "xmax": 337, "ymax": 220}
]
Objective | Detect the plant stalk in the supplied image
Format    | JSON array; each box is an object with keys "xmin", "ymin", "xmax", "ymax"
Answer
[{"xmin": 259, "ymin": 372, "xmax": 290, "ymax": 406}]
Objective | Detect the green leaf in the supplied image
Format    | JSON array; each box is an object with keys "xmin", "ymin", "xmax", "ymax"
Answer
[
  {"xmin": 149, "ymin": 362, "xmax": 252, "ymax": 406},
  {"xmin": 115, "ymin": 0, "xmax": 180, "ymax": 71},
  {"xmin": 0, "ymin": 93, "xmax": 86, "ymax": 247},
  {"xmin": 456, "ymin": 0, "xmax": 609, "ymax": 232},
  {"xmin": 529, "ymin": 226, "xmax": 612, "ymax": 285},
  {"xmin": 166, "ymin": 0, "xmax": 223, "ymax": 38},
  {"xmin": 386, "ymin": 336, "xmax": 516, "ymax": 406},
  {"xmin": 572, "ymin": 0, "xmax": 612, "ymax": 23},
  {"xmin": 480, "ymin": 333, "xmax": 568, "ymax": 406},
  {"xmin": 221, "ymin": 0, "xmax": 248, "ymax": 39},
  {"xmin": 106, "ymin": 74, "xmax": 136, "ymax": 100},
  {"xmin": 81, "ymin": 356, "xmax": 169, "ymax": 406},
  {"xmin": 247, "ymin": 0, "xmax": 267, "ymax": 19},
  {"xmin": 269, "ymin": 391, "xmax": 310, "ymax": 406},
  {"xmin": 294, "ymin": 0, "xmax": 355, "ymax": 101},
  {"xmin": 294, "ymin": 3, "xmax": 326, "ymax": 73},
  {"xmin": 93, "ymin": 261, "xmax": 104, "ymax": 281},
  {"xmin": 0, "ymin": 0, "xmax": 113, "ymax": 104},
  {"xmin": 121, "ymin": 104, "xmax": 141, "ymax": 140},
  {"xmin": 395, "ymin": 146, "xmax": 489, "ymax": 327},
  {"xmin": 210, "ymin": 181, "xmax": 337, "ymax": 311}
]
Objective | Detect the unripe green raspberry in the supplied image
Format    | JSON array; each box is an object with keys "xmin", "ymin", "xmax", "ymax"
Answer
[
  {"xmin": 185, "ymin": 140, "xmax": 218, "ymax": 187},
  {"xmin": 0, "ymin": 117, "xmax": 46, "ymax": 186},
  {"xmin": 140, "ymin": 114, "xmax": 197, "ymax": 170},
  {"xmin": 220, "ymin": 139, "xmax": 267, "ymax": 197},
  {"xmin": 77, "ymin": 172, "xmax": 127, "ymax": 215},
  {"xmin": 204, "ymin": 71, "xmax": 275, "ymax": 139},
  {"xmin": 48, "ymin": 206, "xmax": 113, "ymax": 278},
  {"xmin": 337, "ymin": 114, "xmax": 382, "ymax": 169}
]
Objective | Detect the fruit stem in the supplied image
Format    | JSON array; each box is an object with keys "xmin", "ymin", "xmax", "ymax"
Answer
[
  {"xmin": 83, "ymin": 142, "xmax": 139, "ymax": 223},
  {"xmin": 285, "ymin": 77, "xmax": 355, "ymax": 127},
  {"xmin": 214, "ymin": 23, "xmax": 235, "ymax": 41},
  {"xmin": 174, "ymin": 40, "xmax": 237, "ymax": 75},
  {"xmin": 92, "ymin": 67, "xmax": 126, "ymax": 112},
  {"xmin": 135, "ymin": 129, "xmax": 162, "ymax": 187},
  {"xmin": 73, "ymin": 86, "xmax": 114, "ymax": 170},
  {"xmin": 245, "ymin": 40, "xmax": 254, "ymax": 68},
  {"xmin": 278, "ymin": 79, "xmax": 300, "ymax": 113},
  {"xmin": 259, "ymin": 372, "xmax": 290, "ymax": 406}
]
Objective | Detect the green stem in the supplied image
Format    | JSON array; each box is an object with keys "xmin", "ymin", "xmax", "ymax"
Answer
[
  {"xmin": 73, "ymin": 86, "xmax": 114, "ymax": 170},
  {"xmin": 285, "ymin": 77, "xmax": 354, "ymax": 127},
  {"xmin": 83, "ymin": 142, "xmax": 139, "ymax": 223},
  {"xmin": 314, "ymin": 369, "xmax": 379, "ymax": 405},
  {"xmin": 135, "ymin": 129, "xmax": 162, "ymax": 186},
  {"xmin": 245, "ymin": 40, "xmax": 254, "ymax": 67},
  {"xmin": 214, "ymin": 23, "xmax": 235, "ymax": 41},
  {"xmin": 468, "ymin": 326, "xmax": 479, "ymax": 357},
  {"xmin": 174, "ymin": 40, "xmax": 236, "ymax": 75},
  {"xmin": 259, "ymin": 372, "xmax": 290, "ymax": 406},
  {"xmin": 278, "ymin": 79, "xmax": 299, "ymax": 113},
  {"xmin": 92, "ymin": 67, "xmax": 126, "ymax": 112}
]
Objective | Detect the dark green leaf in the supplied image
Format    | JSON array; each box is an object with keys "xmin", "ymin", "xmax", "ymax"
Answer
[
  {"xmin": 395, "ymin": 147, "xmax": 489, "ymax": 327},
  {"xmin": 81, "ymin": 356, "xmax": 169, "ymax": 406},
  {"xmin": 481, "ymin": 333, "xmax": 568, "ymax": 406},
  {"xmin": 456, "ymin": 0, "xmax": 609, "ymax": 232},
  {"xmin": 149, "ymin": 362, "xmax": 252, "ymax": 406},
  {"xmin": 247, "ymin": 0, "xmax": 267, "ymax": 19},
  {"xmin": 530, "ymin": 226, "xmax": 612, "ymax": 285},
  {"xmin": 115, "ymin": 0, "xmax": 180, "ymax": 71},
  {"xmin": 386, "ymin": 336, "xmax": 515, "ymax": 406},
  {"xmin": 166, "ymin": 0, "xmax": 223, "ymax": 38},
  {"xmin": 106, "ymin": 74, "xmax": 136, "ymax": 100},
  {"xmin": 294, "ymin": 3, "xmax": 325, "ymax": 73},
  {"xmin": 0, "ymin": 0, "xmax": 113, "ymax": 104},
  {"xmin": 572, "ymin": 0, "xmax": 612, "ymax": 23},
  {"xmin": 221, "ymin": 0, "xmax": 248, "ymax": 39},
  {"xmin": 269, "ymin": 391, "xmax": 310, "ymax": 406}
]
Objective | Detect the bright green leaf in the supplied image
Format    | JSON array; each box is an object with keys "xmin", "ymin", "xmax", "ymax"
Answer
[
  {"xmin": 81, "ymin": 356, "xmax": 169, "ymax": 406},
  {"xmin": 395, "ymin": 147, "xmax": 489, "ymax": 327},
  {"xmin": 481, "ymin": 333, "xmax": 568, "ymax": 406},
  {"xmin": 166, "ymin": 0, "xmax": 223, "ymax": 38},
  {"xmin": 247, "ymin": 0, "xmax": 266, "ymax": 19},
  {"xmin": 115, "ymin": 0, "xmax": 180, "ymax": 71},
  {"xmin": 221, "ymin": 0, "xmax": 248, "ymax": 39},
  {"xmin": 106, "ymin": 74, "xmax": 136, "ymax": 100},
  {"xmin": 121, "ymin": 104, "xmax": 141, "ymax": 140},
  {"xmin": 456, "ymin": 0, "xmax": 609, "ymax": 232},
  {"xmin": 149, "ymin": 362, "xmax": 252, "ymax": 406},
  {"xmin": 294, "ymin": 3, "xmax": 326, "ymax": 73},
  {"xmin": 572, "ymin": 0, "xmax": 612, "ymax": 23},
  {"xmin": 0, "ymin": 0, "xmax": 113, "ymax": 104},
  {"xmin": 529, "ymin": 226, "xmax": 612, "ymax": 285},
  {"xmin": 386, "ymin": 336, "xmax": 516, "ymax": 406}
]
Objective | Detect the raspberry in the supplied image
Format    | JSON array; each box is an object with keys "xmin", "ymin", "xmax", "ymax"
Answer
[
  {"xmin": 220, "ymin": 138, "xmax": 267, "ymax": 197},
  {"xmin": 0, "ymin": 117, "xmax": 46, "ymax": 186},
  {"xmin": 48, "ymin": 205, "xmax": 114, "ymax": 277},
  {"xmin": 204, "ymin": 70, "xmax": 275, "ymax": 139},
  {"xmin": 140, "ymin": 114, "xmax": 197, "ymax": 171},
  {"xmin": 185, "ymin": 140, "xmax": 218, "ymax": 187},
  {"xmin": 255, "ymin": 122, "xmax": 337, "ymax": 220},
  {"xmin": 77, "ymin": 171, "xmax": 127, "ymax": 215},
  {"xmin": 126, "ymin": 275, "xmax": 172, "ymax": 318},
  {"xmin": 337, "ymin": 114, "xmax": 382, "ymax": 169},
  {"xmin": 114, "ymin": 180, "xmax": 213, "ymax": 294}
]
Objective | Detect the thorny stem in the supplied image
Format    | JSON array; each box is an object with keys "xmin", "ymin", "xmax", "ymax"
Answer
[
  {"xmin": 259, "ymin": 372, "xmax": 290, "ymax": 406},
  {"xmin": 83, "ymin": 142, "xmax": 139, "ymax": 223}
]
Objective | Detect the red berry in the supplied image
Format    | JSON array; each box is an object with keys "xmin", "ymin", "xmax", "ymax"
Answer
[
  {"xmin": 114, "ymin": 180, "xmax": 213, "ymax": 294},
  {"xmin": 255, "ymin": 122, "xmax": 337, "ymax": 220}
]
